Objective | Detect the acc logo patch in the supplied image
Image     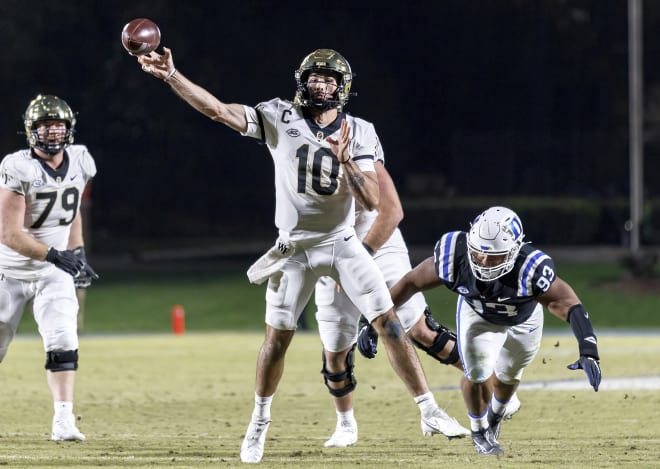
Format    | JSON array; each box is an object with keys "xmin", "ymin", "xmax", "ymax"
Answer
[
  {"xmin": 286, "ymin": 129, "xmax": 301, "ymax": 137},
  {"xmin": 457, "ymin": 286, "xmax": 469, "ymax": 295}
]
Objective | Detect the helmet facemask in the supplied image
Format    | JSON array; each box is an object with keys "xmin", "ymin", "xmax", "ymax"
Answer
[
  {"xmin": 294, "ymin": 49, "xmax": 353, "ymax": 112},
  {"xmin": 23, "ymin": 94, "xmax": 76, "ymax": 155},
  {"xmin": 467, "ymin": 207, "xmax": 525, "ymax": 281}
]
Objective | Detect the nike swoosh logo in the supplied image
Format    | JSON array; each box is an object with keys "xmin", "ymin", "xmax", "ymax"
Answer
[
  {"xmin": 528, "ymin": 326, "xmax": 539, "ymax": 333},
  {"xmin": 344, "ymin": 235, "xmax": 354, "ymax": 241},
  {"xmin": 497, "ymin": 297, "xmax": 511, "ymax": 302},
  {"xmin": 70, "ymin": 175, "xmax": 78, "ymax": 181}
]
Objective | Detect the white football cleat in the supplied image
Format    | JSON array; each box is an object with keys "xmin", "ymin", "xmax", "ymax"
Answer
[
  {"xmin": 421, "ymin": 407, "xmax": 470, "ymax": 439},
  {"xmin": 51, "ymin": 414, "xmax": 85, "ymax": 441},
  {"xmin": 240, "ymin": 419, "xmax": 271, "ymax": 463},
  {"xmin": 324, "ymin": 420, "xmax": 358, "ymax": 447},
  {"xmin": 503, "ymin": 393, "xmax": 521, "ymax": 420}
]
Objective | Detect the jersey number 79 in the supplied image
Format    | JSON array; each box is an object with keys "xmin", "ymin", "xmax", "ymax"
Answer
[{"xmin": 31, "ymin": 187, "xmax": 80, "ymax": 228}]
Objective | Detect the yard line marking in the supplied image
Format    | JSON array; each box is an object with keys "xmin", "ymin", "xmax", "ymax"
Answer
[{"xmin": 432, "ymin": 375, "xmax": 660, "ymax": 391}]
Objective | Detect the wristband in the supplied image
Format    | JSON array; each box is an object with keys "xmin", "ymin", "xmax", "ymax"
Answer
[
  {"xmin": 362, "ymin": 242, "xmax": 375, "ymax": 256},
  {"xmin": 567, "ymin": 304, "xmax": 599, "ymax": 359},
  {"xmin": 164, "ymin": 68, "xmax": 177, "ymax": 82}
]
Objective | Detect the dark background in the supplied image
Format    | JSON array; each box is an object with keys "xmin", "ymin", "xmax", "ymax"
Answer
[{"xmin": 2, "ymin": 0, "xmax": 659, "ymax": 254}]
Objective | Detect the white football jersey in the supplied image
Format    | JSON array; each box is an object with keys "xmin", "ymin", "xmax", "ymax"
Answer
[
  {"xmin": 0, "ymin": 145, "xmax": 96, "ymax": 280},
  {"xmin": 242, "ymin": 98, "xmax": 377, "ymax": 241}
]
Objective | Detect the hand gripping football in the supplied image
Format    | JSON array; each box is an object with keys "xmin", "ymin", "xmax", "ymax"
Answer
[{"xmin": 121, "ymin": 18, "xmax": 161, "ymax": 56}]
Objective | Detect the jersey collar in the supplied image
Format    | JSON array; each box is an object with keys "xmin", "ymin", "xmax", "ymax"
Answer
[
  {"xmin": 302, "ymin": 109, "xmax": 345, "ymax": 141},
  {"xmin": 33, "ymin": 149, "xmax": 70, "ymax": 181}
]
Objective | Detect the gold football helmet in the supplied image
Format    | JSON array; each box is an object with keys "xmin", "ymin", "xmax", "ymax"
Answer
[
  {"xmin": 294, "ymin": 49, "xmax": 353, "ymax": 111},
  {"xmin": 23, "ymin": 94, "xmax": 76, "ymax": 154}
]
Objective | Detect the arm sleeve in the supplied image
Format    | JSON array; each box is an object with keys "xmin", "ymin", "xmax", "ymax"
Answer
[
  {"xmin": 350, "ymin": 119, "xmax": 377, "ymax": 172},
  {"xmin": 567, "ymin": 304, "xmax": 599, "ymax": 359},
  {"xmin": 241, "ymin": 105, "xmax": 264, "ymax": 141}
]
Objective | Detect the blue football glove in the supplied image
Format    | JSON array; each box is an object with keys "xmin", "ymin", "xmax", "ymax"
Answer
[
  {"xmin": 567, "ymin": 355, "xmax": 601, "ymax": 391},
  {"xmin": 357, "ymin": 315, "xmax": 379, "ymax": 359}
]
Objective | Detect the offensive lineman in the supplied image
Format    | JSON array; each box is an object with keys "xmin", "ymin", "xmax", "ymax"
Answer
[
  {"xmin": 135, "ymin": 47, "xmax": 469, "ymax": 463},
  {"xmin": 390, "ymin": 206, "xmax": 602, "ymax": 455},
  {"xmin": 0, "ymin": 94, "xmax": 98, "ymax": 441}
]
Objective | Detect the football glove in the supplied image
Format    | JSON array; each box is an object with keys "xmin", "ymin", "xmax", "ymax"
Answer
[
  {"xmin": 567, "ymin": 355, "xmax": 601, "ymax": 391},
  {"xmin": 46, "ymin": 247, "xmax": 84, "ymax": 277},
  {"xmin": 357, "ymin": 315, "xmax": 379, "ymax": 359},
  {"xmin": 72, "ymin": 246, "xmax": 99, "ymax": 288}
]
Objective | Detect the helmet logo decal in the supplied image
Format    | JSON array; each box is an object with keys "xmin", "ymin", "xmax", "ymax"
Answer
[{"xmin": 503, "ymin": 217, "xmax": 523, "ymax": 240}]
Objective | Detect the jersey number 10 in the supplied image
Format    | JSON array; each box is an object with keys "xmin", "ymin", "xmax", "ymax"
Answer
[{"xmin": 296, "ymin": 144, "xmax": 340, "ymax": 196}]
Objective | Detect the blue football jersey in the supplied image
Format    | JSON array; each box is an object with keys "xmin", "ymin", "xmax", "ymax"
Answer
[{"xmin": 433, "ymin": 231, "xmax": 556, "ymax": 325}]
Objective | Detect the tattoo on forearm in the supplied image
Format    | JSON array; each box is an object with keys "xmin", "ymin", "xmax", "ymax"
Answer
[{"xmin": 348, "ymin": 174, "xmax": 365, "ymax": 189}]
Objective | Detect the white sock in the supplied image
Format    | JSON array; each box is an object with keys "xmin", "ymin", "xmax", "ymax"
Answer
[
  {"xmin": 468, "ymin": 409, "xmax": 488, "ymax": 432},
  {"xmin": 337, "ymin": 409, "xmax": 355, "ymax": 425},
  {"xmin": 252, "ymin": 394, "xmax": 273, "ymax": 422},
  {"xmin": 490, "ymin": 395, "xmax": 508, "ymax": 416},
  {"xmin": 414, "ymin": 392, "xmax": 438, "ymax": 417},
  {"xmin": 54, "ymin": 401, "xmax": 73, "ymax": 417}
]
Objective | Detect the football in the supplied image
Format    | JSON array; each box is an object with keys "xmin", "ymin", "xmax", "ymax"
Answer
[{"xmin": 121, "ymin": 18, "xmax": 161, "ymax": 56}]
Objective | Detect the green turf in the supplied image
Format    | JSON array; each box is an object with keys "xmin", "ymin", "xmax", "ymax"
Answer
[
  {"xmin": 21, "ymin": 261, "xmax": 655, "ymax": 335},
  {"xmin": 0, "ymin": 333, "xmax": 658, "ymax": 468}
]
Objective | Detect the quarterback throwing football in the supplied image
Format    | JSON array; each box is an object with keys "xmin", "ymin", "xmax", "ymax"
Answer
[{"xmin": 136, "ymin": 47, "xmax": 469, "ymax": 463}]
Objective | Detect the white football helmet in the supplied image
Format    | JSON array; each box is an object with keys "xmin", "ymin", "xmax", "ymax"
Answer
[{"xmin": 467, "ymin": 206, "xmax": 525, "ymax": 281}]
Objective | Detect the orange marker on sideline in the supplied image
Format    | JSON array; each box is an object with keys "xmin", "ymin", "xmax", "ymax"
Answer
[{"xmin": 171, "ymin": 304, "xmax": 186, "ymax": 335}]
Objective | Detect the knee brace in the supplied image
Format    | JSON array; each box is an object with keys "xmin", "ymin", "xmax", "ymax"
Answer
[
  {"xmin": 45, "ymin": 349, "xmax": 78, "ymax": 372},
  {"xmin": 411, "ymin": 307, "xmax": 459, "ymax": 365},
  {"xmin": 321, "ymin": 345, "xmax": 357, "ymax": 397}
]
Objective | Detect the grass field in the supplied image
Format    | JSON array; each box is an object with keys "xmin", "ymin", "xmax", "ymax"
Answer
[
  {"xmin": 6, "ymin": 259, "xmax": 659, "ymax": 467},
  {"xmin": 15, "ymin": 260, "xmax": 660, "ymax": 335},
  {"xmin": 1, "ymin": 332, "xmax": 658, "ymax": 468}
]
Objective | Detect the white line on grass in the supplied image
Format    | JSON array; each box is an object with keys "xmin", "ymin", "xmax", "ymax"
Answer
[{"xmin": 432, "ymin": 375, "xmax": 660, "ymax": 391}]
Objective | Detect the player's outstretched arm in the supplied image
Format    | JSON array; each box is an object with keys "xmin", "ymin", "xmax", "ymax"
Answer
[
  {"xmin": 390, "ymin": 257, "xmax": 442, "ymax": 308},
  {"xmin": 326, "ymin": 120, "xmax": 379, "ymax": 210},
  {"xmin": 540, "ymin": 277, "xmax": 601, "ymax": 391},
  {"xmin": 137, "ymin": 47, "xmax": 248, "ymax": 133}
]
